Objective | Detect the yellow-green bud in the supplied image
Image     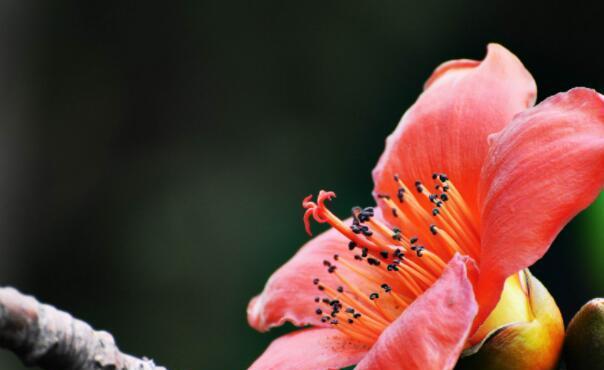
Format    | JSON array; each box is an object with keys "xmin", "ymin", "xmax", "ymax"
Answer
[
  {"xmin": 456, "ymin": 270, "xmax": 564, "ymax": 370},
  {"xmin": 564, "ymin": 298, "xmax": 604, "ymax": 370}
]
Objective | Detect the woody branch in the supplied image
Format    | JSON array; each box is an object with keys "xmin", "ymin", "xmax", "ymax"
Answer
[{"xmin": 0, "ymin": 286, "xmax": 167, "ymax": 370}]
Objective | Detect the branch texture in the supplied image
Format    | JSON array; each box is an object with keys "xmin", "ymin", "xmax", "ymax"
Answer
[{"xmin": 0, "ymin": 287, "xmax": 167, "ymax": 370}]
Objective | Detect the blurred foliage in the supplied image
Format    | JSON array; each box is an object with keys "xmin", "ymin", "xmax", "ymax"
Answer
[
  {"xmin": 0, "ymin": 1, "xmax": 601, "ymax": 369},
  {"xmin": 579, "ymin": 194, "xmax": 604, "ymax": 289}
]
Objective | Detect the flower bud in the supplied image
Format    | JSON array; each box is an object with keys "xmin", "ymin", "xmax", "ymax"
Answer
[
  {"xmin": 455, "ymin": 270, "xmax": 564, "ymax": 370},
  {"xmin": 564, "ymin": 298, "xmax": 604, "ymax": 370}
]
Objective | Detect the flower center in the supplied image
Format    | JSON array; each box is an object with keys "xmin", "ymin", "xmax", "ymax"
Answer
[{"xmin": 303, "ymin": 173, "xmax": 480, "ymax": 345}]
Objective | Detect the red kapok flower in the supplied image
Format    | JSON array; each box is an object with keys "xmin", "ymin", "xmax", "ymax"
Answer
[{"xmin": 247, "ymin": 44, "xmax": 604, "ymax": 370}]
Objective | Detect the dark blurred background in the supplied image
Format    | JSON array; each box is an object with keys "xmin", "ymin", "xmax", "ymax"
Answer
[{"xmin": 0, "ymin": 1, "xmax": 602, "ymax": 369}]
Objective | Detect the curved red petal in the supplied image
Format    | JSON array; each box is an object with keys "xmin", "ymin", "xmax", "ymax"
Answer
[
  {"xmin": 248, "ymin": 328, "xmax": 369, "ymax": 370},
  {"xmin": 247, "ymin": 227, "xmax": 345, "ymax": 331},
  {"xmin": 372, "ymin": 44, "xmax": 536, "ymax": 225},
  {"xmin": 248, "ymin": 220, "xmax": 383, "ymax": 332},
  {"xmin": 476, "ymin": 87, "xmax": 604, "ymax": 326},
  {"xmin": 355, "ymin": 254, "xmax": 478, "ymax": 370}
]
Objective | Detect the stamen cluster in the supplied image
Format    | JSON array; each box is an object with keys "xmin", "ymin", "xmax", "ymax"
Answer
[{"xmin": 302, "ymin": 173, "xmax": 480, "ymax": 344}]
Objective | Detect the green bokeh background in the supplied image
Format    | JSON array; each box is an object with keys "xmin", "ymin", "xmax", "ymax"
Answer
[{"xmin": 0, "ymin": 1, "xmax": 602, "ymax": 369}]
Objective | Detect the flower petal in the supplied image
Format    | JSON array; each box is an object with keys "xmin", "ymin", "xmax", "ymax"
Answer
[
  {"xmin": 248, "ymin": 328, "xmax": 369, "ymax": 370},
  {"xmin": 355, "ymin": 254, "xmax": 478, "ymax": 370},
  {"xmin": 476, "ymin": 87, "xmax": 604, "ymax": 326},
  {"xmin": 372, "ymin": 44, "xmax": 536, "ymax": 223},
  {"xmin": 248, "ymin": 220, "xmax": 381, "ymax": 332},
  {"xmin": 247, "ymin": 227, "xmax": 346, "ymax": 331}
]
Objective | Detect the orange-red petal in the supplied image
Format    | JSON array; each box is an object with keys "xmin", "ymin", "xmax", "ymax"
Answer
[
  {"xmin": 476, "ymin": 87, "xmax": 604, "ymax": 326},
  {"xmin": 247, "ymin": 227, "xmax": 348, "ymax": 331},
  {"xmin": 248, "ymin": 221, "xmax": 382, "ymax": 332},
  {"xmin": 372, "ymin": 44, "xmax": 536, "ymax": 225},
  {"xmin": 248, "ymin": 328, "xmax": 369, "ymax": 370},
  {"xmin": 355, "ymin": 254, "xmax": 478, "ymax": 370}
]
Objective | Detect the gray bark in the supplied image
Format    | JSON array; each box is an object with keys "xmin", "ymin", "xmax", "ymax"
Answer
[{"xmin": 0, "ymin": 287, "xmax": 168, "ymax": 370}]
